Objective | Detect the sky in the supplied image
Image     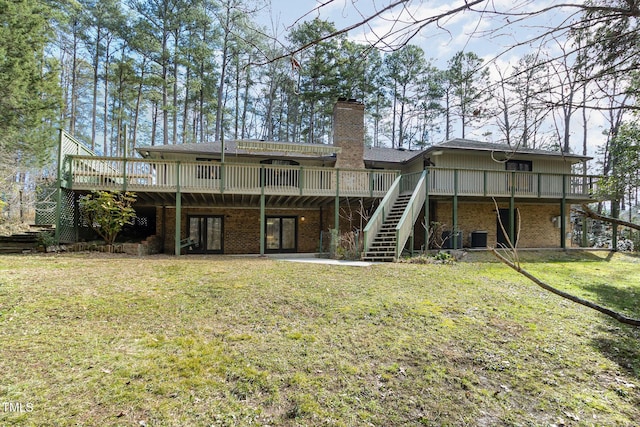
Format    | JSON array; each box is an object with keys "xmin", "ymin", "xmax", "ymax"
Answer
[{"xmin": 259, "ymin": 0, "xmax": 609, "ymax": 158}]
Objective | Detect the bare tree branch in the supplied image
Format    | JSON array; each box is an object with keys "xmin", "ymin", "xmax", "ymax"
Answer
[
  {"xmin": 492, "ymin": 249, "xmax": 640, "ymax": 327},
  {"xmin": 253, "ymin": 0, "xmax": 486, "ymax": 66},
  {"xmin": 575, "ymin": 204, "xmax": 640, "ymax": 231}
]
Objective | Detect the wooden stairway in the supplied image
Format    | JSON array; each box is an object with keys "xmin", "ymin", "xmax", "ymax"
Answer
[
  {"xmin": 0, "ymin": 226, "xmax": 52, "ymax": 254},
  {"xmin": 362, "ymin": 193, "xmax": 412, "ymax": 262}
]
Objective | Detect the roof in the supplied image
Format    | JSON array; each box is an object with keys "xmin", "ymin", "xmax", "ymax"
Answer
[
  {"xmin": 137, "ymin": 140, "xmax": 336, "ymax": 161},
  {"xmin": 426, "ymin": 138, "xmax": 592, "ymax": 161},
  {"xmin": 364, "ymin": 146, "xmax": 425, "ymax": 163},
  {"xmin": 137, "ymin": 139, "xmax": 428, "ymax": 164},
  {"xmin": 136, "ymin": 137, "xmax": 591, "ymax": 164}
]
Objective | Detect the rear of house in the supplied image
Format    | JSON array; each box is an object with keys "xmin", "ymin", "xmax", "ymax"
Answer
[{"xmin": 43, "ymin": 99, "xmax": 599, "ymax": 259}]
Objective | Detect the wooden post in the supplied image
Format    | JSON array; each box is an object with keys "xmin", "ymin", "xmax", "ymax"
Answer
[
  {"xmin": 612, "ymin": 200, "xmax": 619, "ymax": 251},
  {"xmin": 453, "ymin": 169, "xmax": 458, "ymax": 249},
  {"xmin": 122, "ymin": 125, "xmax": 128, "ymax": 193},
  {"xmin": 424, "ymin": 169, "xmax": 430, "ymax": 252},
  {"xmin": 260, "ymin": 165, "xmax": 266, "ymax": 256},
  {"xmin": 510, "ymin": 171, "xmax": 516, "ymax": 246},
  {"xmin": 560, "ymin": 174, "xmax": 567, "ymax": 249},
  {"xmin": 174, "ymin": 162, "xmax": 181, "ymax": 256},
  {"xmin": 54, "ymin": 129, "xmax": 64, "ymax": 245},
  {"xmin": 334, "ymin": 170, "xmax": 340, "ymax": 235}
]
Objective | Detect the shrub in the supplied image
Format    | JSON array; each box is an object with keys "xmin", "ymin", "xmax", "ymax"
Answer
[{"xmin": 79, "ymin": 191, "xmax": 137, "ymax": 245}]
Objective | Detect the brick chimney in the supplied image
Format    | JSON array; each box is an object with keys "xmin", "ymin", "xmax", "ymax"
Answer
[{"xmin": 333, "ymin": 99, "xmax": 365, "ymax": 169}]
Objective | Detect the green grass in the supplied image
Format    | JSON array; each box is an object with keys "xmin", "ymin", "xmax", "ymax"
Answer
[{"xmin": 0, "ymin": 251, "xmax": 639, "ymax": 426}]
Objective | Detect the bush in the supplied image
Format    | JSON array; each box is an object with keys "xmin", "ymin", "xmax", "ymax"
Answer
[
  {"xmin": 79, "ymin": 191, "xmax": 137, "ymax": 245},
  {"xmin": 36, "ymin": 230, "xmax": 56, "ymax": 248},
  {"xmin": 401, "ymin": 250, "xmax": 463, "ymax": 264}
]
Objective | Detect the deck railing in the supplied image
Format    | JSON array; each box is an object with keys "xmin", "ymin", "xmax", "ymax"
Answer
[
  {"xmin": 363, "ymin": 175, "xmax": 402, "ymax": 253},
  {"xmin": 65, "ymin": 155, "xmax": 399, "ymax": 198},
  {"xmin": 395, "ymin": 170, "xmax": 428, "ymax": 259},
  {"xmin": 64, "ymin": 156, "xmax": 598, "ymax": 200},
  {"xmin": 428, "ymin": 167, "xmax": 598, "ymax": 199}
]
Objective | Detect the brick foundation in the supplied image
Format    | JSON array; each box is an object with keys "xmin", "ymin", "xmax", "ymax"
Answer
[
  {"xmin": 433, "ymin": 201, "xmax": 567, "ymax": 248},
  {"xmin": 156, "ymin": 200, "xmax": 373, "ymax": 255}
]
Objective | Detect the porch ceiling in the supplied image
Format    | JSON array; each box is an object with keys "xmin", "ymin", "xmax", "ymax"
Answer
[{"xmin": 132, "ymin": 191, "xmax": 381, "ymax": 209}]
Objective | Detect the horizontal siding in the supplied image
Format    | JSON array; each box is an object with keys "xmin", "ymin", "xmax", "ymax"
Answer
[{"xmin": 433, "ymin": 151, "xmax": 575, "ymax": 174}]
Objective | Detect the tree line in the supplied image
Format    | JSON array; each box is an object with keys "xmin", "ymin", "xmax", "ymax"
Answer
[{"xmin": 1, "ymin": 0, "xmax": 639, "ymax": 218}]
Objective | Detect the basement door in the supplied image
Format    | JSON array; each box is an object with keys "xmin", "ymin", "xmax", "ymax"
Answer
[
  {"xmin": 265, "ymin": 217, "xmax": 297, "ymax": 253},
  {"xmin": 187, "ymin": 215, "xmax": 223, "ymax": 254},
  {"xmin": 497, "ymin": 208, "xmax": 519, "ymax": 247}
]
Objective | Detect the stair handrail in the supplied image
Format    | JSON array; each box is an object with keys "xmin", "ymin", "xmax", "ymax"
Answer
[
  {"xmin": 363, "ymin": 174, "xmax": 402, "ymax": 254},
  {"xmin": 395, "ymin": 169, "xmax": 428, "ymax": 259}
]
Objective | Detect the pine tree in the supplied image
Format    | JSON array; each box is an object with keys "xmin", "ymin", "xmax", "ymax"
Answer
[{"xmin": 0, "ymin": 0, "xmax": 60, "ymax": 166}]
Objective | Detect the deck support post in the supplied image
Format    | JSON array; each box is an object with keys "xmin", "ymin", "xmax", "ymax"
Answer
[
  {"xmin": 260, "ymin": 165, "xmax": 266, "ymax": 257},
  {"xmin": 54, "ymin": 130, "xmax": 64, "ymax": 245},
  {"xmin": 332, "ymin": 171, "xmax": 340, "ymax": 256},
  {"xmin": 174, "ymin": 162, "xmax": 182, "ymax": 256},
  {"xmin": 74, "ymin": 192, "xmax": 80, "ymax": 242},
  {"xmin": 424, "ymin": 169, "xmax": 430, "ymax": 252},
  {"xmin": 122, "ymin": 124, "xmax": 128, "ymax": 193},
  {"xmin": 453, "ymin": 169, "xmax": 458, "ymax": 250},
  {"xmin": 335, "ymin": 171, "xmax": 340, "ymax": 233},
  {"xmin": 509, "ymin": 171, "xmax": 516, "ymax": 246},
  {"xmin": 560, "ymin": 174, "xmax": 567, "ymax": 249},
  {"xmin": 612, "ymin": 200, "xmax": 619, "ymax": 251}
]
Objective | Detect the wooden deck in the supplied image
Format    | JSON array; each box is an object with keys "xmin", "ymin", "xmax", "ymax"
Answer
[{"xmin": 61, "ymin": 155, "xmax": 598, "ymax": 201}]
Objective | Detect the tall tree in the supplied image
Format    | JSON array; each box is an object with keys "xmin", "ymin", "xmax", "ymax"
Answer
[
  {"xmin": 288, "ymin": 18, "xmax": 342, "ymax": 144},
  {"xmin": 384, "ymin": 45, "xmax": 427, "ymax": 148},
  {"xmin": 446, "ymin": 51, "xmax": 490, "ymax": 139},
  {"xmin": 0, "ymin": 0, "xmax": 60, "ymax": 166}
]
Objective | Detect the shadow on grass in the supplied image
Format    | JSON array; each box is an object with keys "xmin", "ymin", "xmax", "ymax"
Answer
[
  {"xmin": 591, "ymin": 332, "xmax": 640, "ymax": 379},
  {"xmin": 581, "ymin": 282, "xmax": 640, "ymax": 319},
  {"xmin": 517, "ymin": 250, "xmax": 619, "ymax": 264},
  {"xmin": 463, "ymin": 249, "xmax": 626, "ymax": 264}
]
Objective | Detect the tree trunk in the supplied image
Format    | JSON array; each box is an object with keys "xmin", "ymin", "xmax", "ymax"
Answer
[
  {"xmin": 576, "ymin": 205, "xmax": 640, "ymax": 231},
  {"xmin": 91, "ymin": 27, "xmax": 102, "ymax": 151},
  {"xmin": 173, "ymin": 29, "xmax": 179, "ymax": 145},
  {"xmin": 103, "ymin": 37, "xmax": 111, "ymax": 155},
  {"xmin": 132, "ymin": 58, "xmax": 146, "ymax": 151},
  {"xmin": 492, "ymin": 249, "xmax": 640, "ymax": 327}
]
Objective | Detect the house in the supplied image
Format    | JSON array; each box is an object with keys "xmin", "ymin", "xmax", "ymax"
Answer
[{"xmin": 46, "ymin": 99, "xmax": 598, "ymax": 260}]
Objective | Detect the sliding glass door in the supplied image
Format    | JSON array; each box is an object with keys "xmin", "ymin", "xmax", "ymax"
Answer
[
  {"xmin": 187, "ymin": 215, "xmax": 223, "ymax": 254},
  {"xmin": 265, "ymin": 217, "xmax": 297, "ymax": 253}
]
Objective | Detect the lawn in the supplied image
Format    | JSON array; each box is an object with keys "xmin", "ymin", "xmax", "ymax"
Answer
[{"xmin": 0, "ymin": 251, "xmax": 638, "ymax": 426}]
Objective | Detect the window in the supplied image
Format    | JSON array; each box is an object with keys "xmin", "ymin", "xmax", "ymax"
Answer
[
  {"xmin": 505, "ymin": 160, "xmax": 532, "ymax": 172},
  {"xmin": 506, "ymin": 160, "xmax": 533, "ymax": 192}
]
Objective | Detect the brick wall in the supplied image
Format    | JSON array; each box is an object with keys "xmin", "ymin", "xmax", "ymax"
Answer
[
  {"xmin": 433, "ymin": 201, "xmax": 567, "ymax": 248},
  {"xmin": 157, "ymin": 207, "xmax": 324, "ymax": 254},
  {"xmin": 333, "ymin": 99, "xmax": 365, "ymax": 169},
  {"xmin": 155, "ymin": 200, "xmax": 375, "ymax": 255}
]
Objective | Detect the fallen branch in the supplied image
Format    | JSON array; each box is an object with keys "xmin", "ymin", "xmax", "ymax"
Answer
[
  {"xmin": 492, "ymin": 249, "xmax": 640, "ymax": 327},
  {"xmin": 575, "ymin": 204, "xmax": 640, "ymax": 231}
]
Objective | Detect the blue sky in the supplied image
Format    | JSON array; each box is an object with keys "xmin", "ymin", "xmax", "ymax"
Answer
[{"xmin": 260, "ymin": 1, "xmax": 608, "ymax": 157}]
